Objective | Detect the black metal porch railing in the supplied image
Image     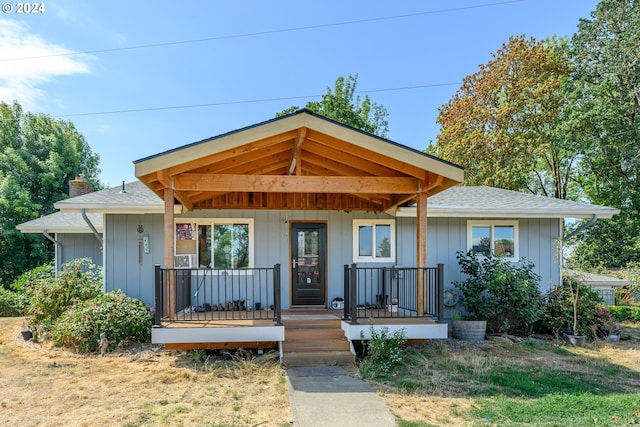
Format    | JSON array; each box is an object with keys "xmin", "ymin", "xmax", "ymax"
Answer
[
  {"xmin": 154, "ymin": 264, "xmax": 282, "ymax": 326},
  {"xmin": 342, "ymin": 264, "xmax": 444, "ymax": 324}
]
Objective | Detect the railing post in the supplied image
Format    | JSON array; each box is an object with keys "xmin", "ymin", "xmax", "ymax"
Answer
[
  {"xmin": 154, "ymin": 264, "xmax": 162, "ymax": 326},
  {"xmin": 437, "ymin": 264, "xmax": 444, "ymax": 321},
  {"xmin": 350, "ymin": 263, "xmax": 359, "ymax": 325},
  {"xmin": 273, "ymin": 264, "xmax": 282, "ymax": 326},
  {"xmin": 343, "ymin": 265, "xmax": 350, "ymax": 321}
]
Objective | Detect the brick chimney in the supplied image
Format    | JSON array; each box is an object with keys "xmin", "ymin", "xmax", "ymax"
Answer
[{"xmin": 69, "ymin": 176, "xmax": 93, "ymax": 198}]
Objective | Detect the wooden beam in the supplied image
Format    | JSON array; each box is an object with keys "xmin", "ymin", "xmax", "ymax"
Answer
[
  {"xmin": 165, "ymin": 131, "xmax": 298, "ymax": 176},
  {"xmin": 416, "ymin": 191, "xmax": 427, "ymax": 316},
  {"xmin": 164, "ymin": 187, "xmax": 175, "ymax": 317},
  {"xmin": 288, "ymin": 127, "xmax": 306, "ymax": 175},
  {"xmin": 173, "ymin": 174, "xmax": 420, "ymax": 194}
]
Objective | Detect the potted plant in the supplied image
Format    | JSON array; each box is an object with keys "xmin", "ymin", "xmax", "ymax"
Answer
[
  {"xmin": 451, "ymin": 252, "xmax": 489, "ymax": 341},
  {"xmin": 596, "ymin": 307, "xmax": 621, "ymax": 342},
  {"xmin": 451, "ymin": 251, "xmax": 543, "ymax": 340}
]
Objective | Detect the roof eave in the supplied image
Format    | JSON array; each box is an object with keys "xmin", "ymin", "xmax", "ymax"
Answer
[
  {"xmin": 396, "ymin": 207, "xmax": 620, "ymax": 219},
  {"xmin": 55, "ymin": 204, "xmax": 182, "ymax": 214}
]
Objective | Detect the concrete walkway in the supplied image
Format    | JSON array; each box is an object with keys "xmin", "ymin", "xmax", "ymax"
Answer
[{"xmin": 286, "ymin": 366, "xmax": 396, "ymax": 427}]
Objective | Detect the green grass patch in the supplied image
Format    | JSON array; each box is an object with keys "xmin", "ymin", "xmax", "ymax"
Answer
[
  {"xmin": 484, "ymin": 367, "xmax": 616, "ymax": 397},
  {"xmin": 473, "ymin": 393, "xmax": 640, "ymax": 426}
]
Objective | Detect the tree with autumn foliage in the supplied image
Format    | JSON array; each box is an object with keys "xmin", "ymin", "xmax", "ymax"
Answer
[{"xmin": 431, "ymin": 35, "xmax": 576, "ymax": 198}]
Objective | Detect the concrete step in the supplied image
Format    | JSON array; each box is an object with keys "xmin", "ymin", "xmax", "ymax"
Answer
[{"xmin": 283, "ymin": 350, "xmax": 355, "ymax": 367}]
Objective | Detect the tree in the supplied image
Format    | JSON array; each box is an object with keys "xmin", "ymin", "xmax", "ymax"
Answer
[
  {"xmin": 277, "ymin": 74, "xmax": 389, "ymax": 137},
  {"xmin": 569, "ymin": 0, "xmax": 640, "ymax": 268},
  {"xmin": 0, "ymin": 101, "xmax": 102, "ymax": 285},
  {"xmin": 431, "ymin": 35, "xmax": 575, "ymax": 197}
]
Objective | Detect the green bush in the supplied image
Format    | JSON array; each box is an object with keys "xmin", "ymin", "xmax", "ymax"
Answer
[
  {"xmin": 51, "ymin": 291, "xmax": 153, "ymax": 353},
  {"xmin": 26, "ymin": 258, "xmax": 102, "ymax": 335},
  {"xmin": 453, "ymin": 251, "xmax": 544, "ymax": 334},
  {"xmin": 360, "ymin": 326, "xmax": 406, "ymax": 378},
  {"xmin": 0, "ymin": 287, "xmax": 28, "ymax": 317},
  {"xmin": 609, "ymin": 305, "xmax": 640, "ymax": 323},
  {"xmin": 537, "ymin": 276, "xmax": 603, "ymax": 338},
  {"xmin": 9, "ymin": 261, "xmax": 55, "ymax": 293}
]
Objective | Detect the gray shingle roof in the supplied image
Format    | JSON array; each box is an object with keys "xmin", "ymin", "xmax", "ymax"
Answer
[
  {"xmin": 54, "ymin": 181, "xmax": 164, "ymax": 213},
  {"xmin": 398, "ymin": 186, "xmax": 619, "ymax": 218},
  {"xmin": 20, "ymin": 184, "xmax": 620, "ymax": 234},
  {"xmin": 17, "ymin": 212, "xmax": 103, "ymax": 233},
  {"xmin": 566, "ymin": 269, "xmax": 630, "ymax": 287}
]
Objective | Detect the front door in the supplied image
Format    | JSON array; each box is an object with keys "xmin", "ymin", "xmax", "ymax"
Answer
[{"xmin": 291, "ymin": 223, "xmax": 326, "ymax": 306}]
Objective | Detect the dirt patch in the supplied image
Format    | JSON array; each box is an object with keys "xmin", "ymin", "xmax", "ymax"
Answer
[{"xmin": 0, "ymin": 317, "xmax": 292, "ymax": 427}]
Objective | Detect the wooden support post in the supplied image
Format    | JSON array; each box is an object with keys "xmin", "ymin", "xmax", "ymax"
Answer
[
  {"xmin": 416, "ymin": 192, "xmax": 427, "ymax": 316},
  {"xmin": 164, "ymin": 186, "xmax": 176, "ymax": 317}
]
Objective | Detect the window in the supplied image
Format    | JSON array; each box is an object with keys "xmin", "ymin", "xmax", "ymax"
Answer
[
  {"xmin": 175, "ymin": 219, "xmax": 254, "ymax": 269},
  {"xmin": 353, "ymin": 219, "xmax": 395, "ymax": 263},
  {"xmin": 467, "ymin": 220, "xmax": 518, "ymax": 260}
]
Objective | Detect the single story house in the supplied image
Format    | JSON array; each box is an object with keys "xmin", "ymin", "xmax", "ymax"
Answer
[
  {"xmin": 566, "ymin": 269, "xmax": 631, "ymax": 305},
  {"xmin": 17, "ymin": 110, "xmax": 619, "ymax": 360}
]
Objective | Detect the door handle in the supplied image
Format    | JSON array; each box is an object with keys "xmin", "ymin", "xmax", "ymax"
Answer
[{"xmin": 292, "ymin": 259, "xmax": 297, "ymax": 269}]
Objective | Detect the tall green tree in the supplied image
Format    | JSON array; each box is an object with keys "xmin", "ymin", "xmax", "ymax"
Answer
[
  {"xmin": 0, "ymin": 101, "xmax": 101, "ymax": 285},
  {"xmin": 277, "ymin": 74, "xmax": 389, "ymax": 137},
  {"xmin": 431, "ymin": 35, "xmax": 575, "ymax": 197},
  {"xmin": 570, "ymin": 0, "xmax": 640, "ymax": 268}
]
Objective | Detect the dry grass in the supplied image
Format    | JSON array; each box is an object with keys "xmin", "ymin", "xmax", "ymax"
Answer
[{"xmin": 0, "ymin": 317, "xmax": 292, "ymax": 427}]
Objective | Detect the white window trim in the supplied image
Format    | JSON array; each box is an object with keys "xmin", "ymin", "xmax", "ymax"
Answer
[
  {"xmin": 353, "ymin": 219, "xmax": 396, "ymax": 263},
  {"xmin": 467, "ymin": 220, "xmax": 519, "ymax": 261},
  {"xmin": 174, "ymin": 218, "xmax": 254, "ymax": 272}
]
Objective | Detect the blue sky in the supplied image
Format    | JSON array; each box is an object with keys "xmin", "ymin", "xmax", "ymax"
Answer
[{"xmin": 0, "ymin": 0, "xmax": 599, "ymax": 186}]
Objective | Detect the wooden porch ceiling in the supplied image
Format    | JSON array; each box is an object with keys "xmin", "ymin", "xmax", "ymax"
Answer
[{"xmin": 135, "ymin": 113, "xmax": 463, "ymax": 213}]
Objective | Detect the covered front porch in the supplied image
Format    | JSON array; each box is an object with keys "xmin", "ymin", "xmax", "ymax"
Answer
[
  {"xmin": 151, "ymin": 264, "xmax": 448, "ymax": 363},
  {"xmin": 135, "ymin": 109, "xmax": 463, "ymax": 360}
]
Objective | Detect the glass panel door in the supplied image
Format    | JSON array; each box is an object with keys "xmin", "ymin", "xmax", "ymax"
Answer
[{"xmin": 291, "ymin": 223, "xmax": 326, "ymax": 305}]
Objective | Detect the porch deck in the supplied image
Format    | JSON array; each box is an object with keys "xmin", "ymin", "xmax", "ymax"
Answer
[
  {"xmin": 152, "ymin": 264, "xmax": 448, "ymax": 362},
  {"xmin": 152, "ymin": 309, "xmax": 448, "ymax": 357}
]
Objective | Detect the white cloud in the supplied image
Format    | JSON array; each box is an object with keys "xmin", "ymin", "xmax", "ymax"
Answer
[{"xmin": 0, "ymin": 18, "xmax": 90, "ymax": 109}]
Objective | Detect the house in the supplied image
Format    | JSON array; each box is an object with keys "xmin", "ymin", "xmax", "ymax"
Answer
[
  {"xmin": 566, "ymin": 269, "xmax": 631, "ymax": 305},
  {"xmin": 17, "ymin": 109, "xmax": 619, "ymax": 362}
]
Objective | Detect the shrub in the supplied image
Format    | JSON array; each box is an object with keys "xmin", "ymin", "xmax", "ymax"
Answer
[
  {"xmin": 51, "ymin": 291, "xmax": 153, "ymax": 353},
  {"xmin": 453, "ymin": 251, "xmax": 544, "ymax": 334},
  {"xmin": 360, "ymin": 326, "xmax": 406, "ymax": 378},
  {"xmin": 26, "ymin": 258, "xmax": 102, "ymax": 335},
  {"xmin": 537, "ymin": 276, "xmax": 603, "ymax": 339},
  {"xmin": 9, "ymin": 261, "xmax": 55, "ymax": 293},
  {"xmin": 0, "ymin": 287, "xmax": 28, "ymax": 317},
  {"xmin": 609, "ymin": 305, "xmax": 640, "ymax": 323}
]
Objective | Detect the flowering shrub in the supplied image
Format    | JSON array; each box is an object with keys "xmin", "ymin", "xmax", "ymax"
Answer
[
  {"xmin": 595, "ymin": 307, "xmax": 620, "ymax": 338},
  {"xmin": 360, "ymin": 326, "xmax": 406, "ymax": 378},
  {"xmin": 51, "ymin": 291, "xmax": 153, "ymax": 353}
]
